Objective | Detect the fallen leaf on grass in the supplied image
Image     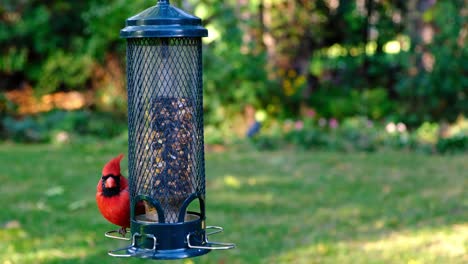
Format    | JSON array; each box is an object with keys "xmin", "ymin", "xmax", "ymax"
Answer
[
  {"xmin": 4, "ymin": 220, "xmax": 21, "ymax": 229},
  {"xmin": 45, "ymin": 186, "xmax": 64, "ymax": 197},
  {"xmin": 68, "ymin": 199, "xmax": 89, "ymax": 211}
]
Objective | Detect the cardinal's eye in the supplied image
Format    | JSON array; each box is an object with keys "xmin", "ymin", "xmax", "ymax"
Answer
[{"xmin": 102, "ymin": 174, "xmax": 116, "ymax": 180}]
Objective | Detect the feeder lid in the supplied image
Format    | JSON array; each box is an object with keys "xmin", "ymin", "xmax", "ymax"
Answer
[{"xmin": 120, "ymin": 0, "xmax": 208, "ymax": 38}]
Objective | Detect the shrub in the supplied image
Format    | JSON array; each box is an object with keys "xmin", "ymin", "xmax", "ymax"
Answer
[
  {"xmin": 396, "ymin": 1, "xmax": 467, "ymax": 125},
  {"xmin": 248, "ymin": 115, "xmax": 467, "ymax": 154},
  {"xmin": 437, "ymin": 135, "xmax": 468, "ymax": 154},
  {"xmin": 436, "ymin": 116, "xmax": 468, "ymax": 153},
  {"xmin": 2, "ymin": 116, "xmax": 46, "ymax": 142},
  {"xmin": 336, "ymin": 117, "xmax": 380, "ymax": 152},
  {"xmin": 285, "ymin": 129, "xmax": 328, "ymax": 150},
  {"xmin": 414, "ymin": 122, "xmax": 439, "ymax": 145},
  {"xmin": 1, "ymin": 110, "xmax": 127, "ymax": 142},
  {"xmin": 310, "ymin": 87, "xmax": 396, "ymax": 120}
]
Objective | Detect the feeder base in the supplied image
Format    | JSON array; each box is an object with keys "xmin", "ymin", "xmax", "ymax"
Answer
[
  {"xmin": 126, "ymin": 247, "xmax": 210, "ymax": 260},
  {"xmin": 107, "ymin": 225, "xmax": 234, "ymax": 258}
]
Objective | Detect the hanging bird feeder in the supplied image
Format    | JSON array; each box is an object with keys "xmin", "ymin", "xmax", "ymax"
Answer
[{"xmin": 106, "ymin": 0, "xmax": 234, "ymax": 259}]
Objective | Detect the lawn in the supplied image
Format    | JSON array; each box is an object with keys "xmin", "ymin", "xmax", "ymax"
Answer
[{"xmin": 0, "ymin": 141, "xmax": 467, "ymax": 264}]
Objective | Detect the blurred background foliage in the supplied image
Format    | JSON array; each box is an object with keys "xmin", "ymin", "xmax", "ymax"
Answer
[{"xmin": 0, "ymin": 0, "xmax": 466, "ymax": 152}]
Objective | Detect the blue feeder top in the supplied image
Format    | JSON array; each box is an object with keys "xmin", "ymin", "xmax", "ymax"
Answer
[{"xmin": 121, "ymin": 0, "xmax": 208, "ymax": 38}]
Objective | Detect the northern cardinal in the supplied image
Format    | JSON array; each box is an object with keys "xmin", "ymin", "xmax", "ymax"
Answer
[{"xmin": 96, "ymin": 154, "xmax": 131, "ymax": 236}]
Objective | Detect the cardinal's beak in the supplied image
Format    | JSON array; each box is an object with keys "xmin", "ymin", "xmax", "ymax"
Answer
[{"xmin": 105, "ymin": 177, "xmax": 117, "ymax": 188}]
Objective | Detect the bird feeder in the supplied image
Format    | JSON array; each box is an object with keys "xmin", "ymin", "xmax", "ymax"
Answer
[{"xmin": 107, "ymin": 0, "xmax": 234, "ymax": 259}]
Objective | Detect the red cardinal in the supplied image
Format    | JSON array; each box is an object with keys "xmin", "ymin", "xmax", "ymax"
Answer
[{"xmin": 96, "ymin": 154, "xmax": 130, "ymax": 236}]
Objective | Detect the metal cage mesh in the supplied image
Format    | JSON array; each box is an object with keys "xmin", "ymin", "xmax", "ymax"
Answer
[{"xmin": 127, "ymin": 37, "xmax": 205, "ymax": 223}]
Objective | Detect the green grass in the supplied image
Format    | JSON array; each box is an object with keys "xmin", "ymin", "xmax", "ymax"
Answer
[{"xmin": 0, "ymin": 141, "xmax": 467, "ymax": 264}]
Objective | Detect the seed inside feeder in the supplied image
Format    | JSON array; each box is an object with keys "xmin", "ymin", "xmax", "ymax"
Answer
[{"xmin": 146, "ymin": 97, "xmax": 195, "ymax": 223}]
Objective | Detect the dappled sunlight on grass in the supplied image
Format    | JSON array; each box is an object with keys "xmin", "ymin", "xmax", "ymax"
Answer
[
  {"xmin": 362, "ymin": 224, "xmax": 467, "ymax": 258},
  {"xmin": 223, "ymin": 175, "xmax": 242, "ymax": 189},
  {"xmin": 274, "ymin": 224, "xmax": 468, "ymax": 264},
  {"xmin": 0, "ymin": 229, "xmax": 98, "ymax": 263},
  {"xmin": 0, "ymin": 143, "xmax": 466, "ymax": 263},
  {"xmin": 3, "ymin": 248, "xmax": 90, "ymax": 263},
  {"xmin": 205, "ymin": 150, "xmax": 467, "ymax": 263}
]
